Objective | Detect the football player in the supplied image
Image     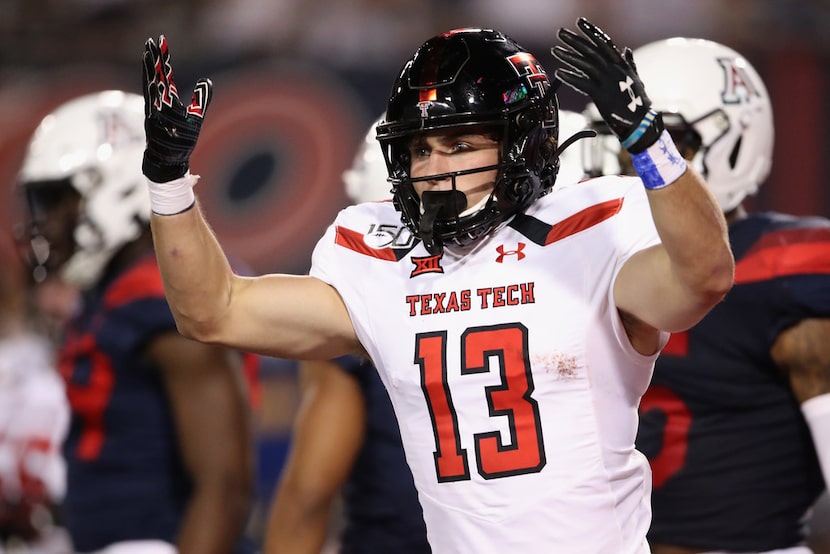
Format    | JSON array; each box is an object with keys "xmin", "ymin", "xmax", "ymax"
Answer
[
  {"xmin": 19, "ymin": 91, "xmax": 259, "ymax": 554},
  {"xmin": 140, "ymin": 20, "xmax": 733, "ymax": 553},
  {"xmin": 619, "ymin": 38, "xmax": 830, "ymax": 554}
]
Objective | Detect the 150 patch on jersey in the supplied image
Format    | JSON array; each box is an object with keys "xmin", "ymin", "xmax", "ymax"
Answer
[{"xmin": 363, "ymin": 223, "xmax": 415, "ymax": 249}]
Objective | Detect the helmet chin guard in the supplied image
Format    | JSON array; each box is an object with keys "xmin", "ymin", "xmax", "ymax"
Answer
[
  {"xmin": 377, "ymin": 28, "xmax": 560, "ymax": 253},
  {"xmin": 419, "ymin": 189, "xmax": 469, "ymax": 254}
]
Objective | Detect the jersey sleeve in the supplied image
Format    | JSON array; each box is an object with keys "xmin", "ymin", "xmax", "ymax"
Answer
[
  {"xmin": 309, "ymin": 207, "xmax": 377, "ymax": 354},
  {"xmin": 776, "ymin": 223, "xmax": 830, "ymax": 318},
  {"xmin": 606, "ymin": 177, "xmax": 669, "ymax": 357},
  {"xmin": 611, "ymin": 177, "xmax": 663, "ymax": 265},
  {"xmin": 734, "ymin": 218, "xmax": 830, "ymax": 337}
]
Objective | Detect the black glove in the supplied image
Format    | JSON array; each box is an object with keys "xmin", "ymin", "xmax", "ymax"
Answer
[
  {"xmin": 551, "ymin": 18, "xmax": 662, "ymax": 154},
  {"xmin": 142, "ymin": 35, "xmax": 213, "ymax": 182}
]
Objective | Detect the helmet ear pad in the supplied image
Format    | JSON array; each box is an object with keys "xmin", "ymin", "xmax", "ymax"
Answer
[{"xmin": 499, "ymin": 104, "xmax": 559, "ymax": 209}]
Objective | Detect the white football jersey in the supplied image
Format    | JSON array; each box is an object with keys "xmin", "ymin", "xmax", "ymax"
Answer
[
  {"xmin": 0, "ymin": 333, "xmax": 69, "ymax": 504},
  {"xmin": 311, "ymin": 175, "xmax": 665, "ymax": 554}
]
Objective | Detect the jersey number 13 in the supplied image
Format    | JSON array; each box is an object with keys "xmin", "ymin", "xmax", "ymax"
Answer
[{"xmin": 415, "ymin": 323, "xmax": 546, "ymax": 482}]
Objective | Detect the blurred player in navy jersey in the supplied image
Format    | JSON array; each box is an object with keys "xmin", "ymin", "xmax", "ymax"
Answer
[
  {"xmin": 587, "ymin": 38, "xmax": 830, "ymax": 554},
  {"xmin": 140, "ymin": 21, "xmax": 733, "ymax": 552},
  {"xmin": 17, "ymin": 90, "xmax": 260, "ymax": 554}
]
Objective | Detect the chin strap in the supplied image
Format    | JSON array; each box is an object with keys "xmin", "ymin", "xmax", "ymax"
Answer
[
  {"xmin": 555, "ymin": 128, "xmax": 597, "ymax": 159},
  {"xmin": 419, "ymin": 190, "xmax": 467, "ymax": 255}
]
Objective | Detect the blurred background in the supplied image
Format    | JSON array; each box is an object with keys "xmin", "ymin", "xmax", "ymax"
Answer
[
  {"xmin": 2, "ymin": 0, "xmax": 829, "ymax": 546},
  {"xmin": 2, "ymin": 0, "xmax": 829, "ymax": 274}
]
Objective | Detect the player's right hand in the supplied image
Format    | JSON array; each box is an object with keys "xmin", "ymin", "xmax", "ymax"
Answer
[{"xmin": 142, "ymin": 35, "xmax": 213, "ymax": 183}]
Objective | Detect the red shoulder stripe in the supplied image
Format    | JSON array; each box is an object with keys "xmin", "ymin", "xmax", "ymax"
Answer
[
  {"xmin": 335, "ymin": 226, "xmax": 397, "ymax": 261},
  {"xmin": 545, "ymin": 198, "xmax": 624, "ymax": 245},
  {"xmin": 104, "ymin": 257, "xmax": 166, "ymax": 309},
  {"xmin": 735, "ymin": 229, "xmax": 830, "ymax": 284}
]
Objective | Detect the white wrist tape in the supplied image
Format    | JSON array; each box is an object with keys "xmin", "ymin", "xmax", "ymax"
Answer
[
  {"xmin": 801, "ymin": 392, "xmax": 830, "ymax": 486},
  {"xmin": 630, "ymin": 129, "xmax": 688, "ymax": 190},
  {"xmin": 147, "ymin": 172, "xmax": 198, "ymax": 215}
]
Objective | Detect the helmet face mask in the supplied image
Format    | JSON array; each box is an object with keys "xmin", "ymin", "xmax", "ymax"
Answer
[
  {"xmin": 660, "ymin": 112, "xmax": 704, "ymax": 161},
  {"xmin": 18, "ymin": 91, "xmax": 150, "ymax": 288},
  {"xmin": 23, "ymin": 179, "xmax": 81, "ymax": 276},
  {"xmin": 583, "ymin": 110, "xmax": 706, "ymax": 178},
  {"xmin": 377, "ymin": 28, "xmax": 559, "ymax": 253}
]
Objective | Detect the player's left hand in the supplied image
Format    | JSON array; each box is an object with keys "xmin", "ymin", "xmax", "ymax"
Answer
[
  {"xmin": 142, "ymin": 35, "xmax": 213, "ymax": 183},
  {"xmin": 552, "ymin": 18, "xmax": 662, "ymax": 153}
]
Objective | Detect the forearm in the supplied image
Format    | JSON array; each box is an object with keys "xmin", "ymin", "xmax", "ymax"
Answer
[
  {"xmin": 646, "ymin": 165, "xmax": 734, "ymax": 300},
  {"xmin": 150, "ymin": 199, "xmax": 236, "ymax": 341},
  {"xmin": 615, "ymin": 142, "xmax": 734, "ymax": 333},
  {"xmin": 265, "ymin": 362, "xmax": 366, "ymax": 552},
  {"xmin": 177, "ymin": 483, "xmax": 252, "ymax": 554},
  {"xmin": 265, "ymin": 489, "xmax": 332, "ymax": 554}
]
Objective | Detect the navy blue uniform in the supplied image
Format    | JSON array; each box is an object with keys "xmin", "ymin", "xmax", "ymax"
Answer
[
  {"xmin": 335, "ymin": 355, "xmax": 431, "ymax": 554},
  {"xmin": 59, "ymin": 255, "xmax": 257, "ymax": 553},
  {"xmin": 637, "ymin": 212, "xmax": 830, "ymax": 551}
]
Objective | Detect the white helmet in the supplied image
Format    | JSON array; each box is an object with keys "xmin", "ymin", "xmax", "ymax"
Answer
[
  {"xmin": 19, "ymin": 90, "xmax": 150, "ymax": 288},
  {"xmin": 342, "ymin": 115, "xmax": 391, "ymax": 204},
  {"xmin": 633, "ymin": 38, "xmax": 774, "ymax": 212}
]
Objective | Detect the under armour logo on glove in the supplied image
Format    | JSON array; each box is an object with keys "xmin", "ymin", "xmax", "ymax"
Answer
[
  {"xmin": 552, "ymin": 18, "xmax": 663, "ymax": 153},
  {"xmin": 619, "ymin": 76, "xmax": 642, "ymax": 112}
]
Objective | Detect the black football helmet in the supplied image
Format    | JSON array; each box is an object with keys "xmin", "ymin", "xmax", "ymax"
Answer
[{"xmin": 376, "ymin": 28, "xmax": 559, "ymax": 254}]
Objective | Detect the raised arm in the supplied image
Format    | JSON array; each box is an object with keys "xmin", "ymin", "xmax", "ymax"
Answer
[
  {"xmin": 614, "ymin": 168, "xmax": 732, "ymax": 332},
  {"xmin": 553, "ymin": 18, "xmax": 734, "ymax": 336},
  {"xmin": 141, "ymin": 36, "xmax": 357, "ymax": 359}
]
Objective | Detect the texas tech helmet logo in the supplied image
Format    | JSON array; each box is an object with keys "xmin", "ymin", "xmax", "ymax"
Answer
[{"xmin": 507, "ymin": 52, "xmax": 549, "ymax": 85}]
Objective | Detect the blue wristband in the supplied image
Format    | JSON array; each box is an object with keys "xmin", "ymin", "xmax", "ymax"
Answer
[{"xmin": 630, "ymin": 130, "xmax": 688, "ymax": 190}]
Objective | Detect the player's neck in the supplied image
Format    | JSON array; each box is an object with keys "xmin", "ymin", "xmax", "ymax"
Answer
[
  {"xmin": 102, "ymin": 227, "xmax": 154, "ymax": 280},
  {"xmin": 725, "ymin": 204, "xmax": 747, "ymax": 225}
]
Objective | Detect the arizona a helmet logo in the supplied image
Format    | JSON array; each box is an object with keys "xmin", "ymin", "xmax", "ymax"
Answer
[{"xmin": 718, "ymin": 57, "xmax": 760, "ymax": 104}]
